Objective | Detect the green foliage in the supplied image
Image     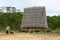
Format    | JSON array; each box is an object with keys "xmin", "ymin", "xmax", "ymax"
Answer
[
  {"xmin": 0, "ymin": 12, "xmax": 23, "ymax": 31},
  {"xmin": 47, "ymin": 16, "xmax": 60, "ymax": 30},
  {"xmin": 47, "ymin": 28, "xmax": 52, "ymax": 33}
]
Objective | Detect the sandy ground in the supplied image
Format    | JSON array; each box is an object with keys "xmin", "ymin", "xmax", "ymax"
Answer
[{"xmin": 0, "ymin": 33, "xmax": 60, "ymax": 40}]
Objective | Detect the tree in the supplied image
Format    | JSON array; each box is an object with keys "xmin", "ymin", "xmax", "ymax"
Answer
[{"xmin": 0, "ymin": 12, "xmax": 23, "ymax": 31}]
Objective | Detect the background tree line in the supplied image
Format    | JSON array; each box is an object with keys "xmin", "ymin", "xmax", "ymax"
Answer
[
  {"xmin": 47, "ymin": 16, "xmax": 60, "ymax": 29},
  {"xmin": 47, "ymin": 16, "xmax": 60, "ymax": 32},
  {"xmin": 0, "ymin": 12, "xmax": 60, "ymax": 32},
  {"xmin": 0, "ymin": 12, "xmax": 23, "ymax": 31}
]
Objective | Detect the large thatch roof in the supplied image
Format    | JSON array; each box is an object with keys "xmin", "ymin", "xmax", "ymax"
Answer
[{"xmin": 21, "ymin": 6, "xmax": 48, "ymax": 29}]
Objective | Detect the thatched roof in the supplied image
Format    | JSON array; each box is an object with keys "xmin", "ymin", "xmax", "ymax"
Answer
[{"xmin": 21, "ymin": 6, "xmax": 48, "ymax": 29}]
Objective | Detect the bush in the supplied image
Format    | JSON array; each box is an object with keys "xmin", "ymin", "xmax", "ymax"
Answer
[{"xmin": 47, "ymin": 28, "xmax": 52, "ymax": 33}]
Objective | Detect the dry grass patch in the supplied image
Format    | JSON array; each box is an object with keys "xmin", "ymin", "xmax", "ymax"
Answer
[{"xmin": 0, "ymin": 33, "xmax": 60, "ymax": 40}]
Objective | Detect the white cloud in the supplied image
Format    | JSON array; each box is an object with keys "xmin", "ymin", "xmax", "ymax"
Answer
[
  {"xmin": 46, "ymin": 0, "xmax": 60, "ymax": 10},
  {"xmin": 46, "ymin": 0, "xmax": 60, "ymax": 16},
  {"xmin": 0, "ymin": 0, "xmax": 60, "ymax": 16},
  {"xmin": 23, "ymin": 0, "xmax": 45, "ymax": 8}
]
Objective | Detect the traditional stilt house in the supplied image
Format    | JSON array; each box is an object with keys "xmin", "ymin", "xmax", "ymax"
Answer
[{"xmin": 20, "ymin": 6, "xmax": 48, "ymax": 32}]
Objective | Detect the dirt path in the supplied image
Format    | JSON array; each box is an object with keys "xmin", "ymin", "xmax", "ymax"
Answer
[{"xmin": 0, "ymin": 33, "xmax": 60, "ymax": 40}]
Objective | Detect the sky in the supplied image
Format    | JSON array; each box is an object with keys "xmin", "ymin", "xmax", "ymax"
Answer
[{"xmin": 0, "ymin": 0, "xmax": 60, "ymax": 16}]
